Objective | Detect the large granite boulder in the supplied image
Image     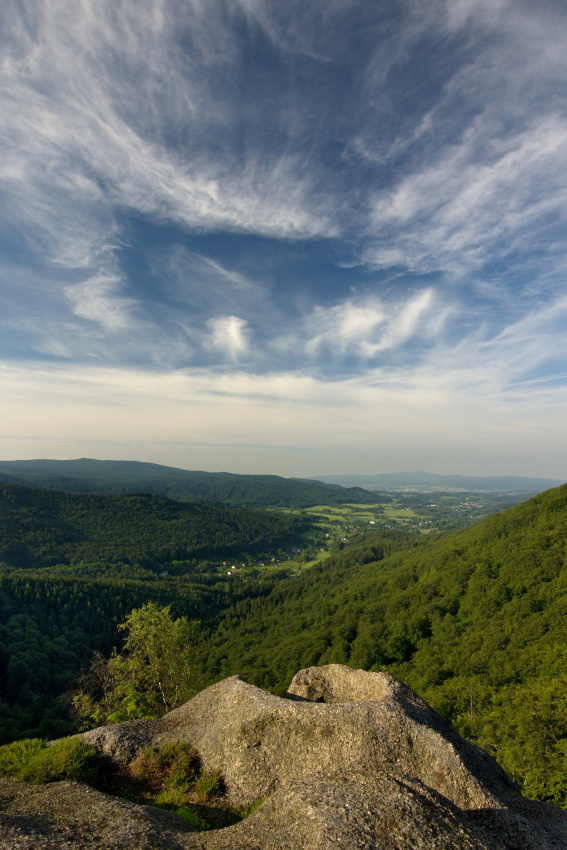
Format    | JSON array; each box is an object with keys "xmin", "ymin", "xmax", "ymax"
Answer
[{"xmin": 1, "ymin": 665, "xmax": 566, "ymax": 849}]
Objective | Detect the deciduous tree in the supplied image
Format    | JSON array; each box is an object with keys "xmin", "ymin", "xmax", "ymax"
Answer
[{"xmin": 72, "ymin": 603, "xmax": 198, "ymax": 727}]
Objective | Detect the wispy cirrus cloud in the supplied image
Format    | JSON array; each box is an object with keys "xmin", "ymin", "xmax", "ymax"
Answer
[
  {"xmin": 3, "ymin": 0, "xmax": 565, "ymax": 290},
  {"xmin": 365, "ymin": 116, "xmax": 567, "ymax": 278},
  {"xmin": 156, "ymin": 248, "xmax": 267, "ymax": 314},
  {"xmin": 283, "ymin": 288, "xmax": 444, "ymax": 364},
  {"xmin": 352, "ymin": 0, "xmax": 567, "ymax": 291},
  {"xmin": 0, "ymin": 0, "xmax": 339, "ymax": 258},
  {"xmin": 1, "ymin": 0, "xmax": 567, "ymax": 475},
  {"xmin": 65, "ymin": 274, "xmax": 137, "ymax": 331}
]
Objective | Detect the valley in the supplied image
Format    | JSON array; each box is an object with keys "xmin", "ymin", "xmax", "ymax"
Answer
[{"xmin": 0, "ymin": 471, "xmax": 566, "ymax": 810}]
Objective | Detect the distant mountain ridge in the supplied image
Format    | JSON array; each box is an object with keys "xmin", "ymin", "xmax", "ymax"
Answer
[
  {"xmin": 0, "ymin": 458, "xmax": 381, "ymax": 507},
  {"xmin": 310, "ymin": 469, "xmax": 564, "ymax": 492}
]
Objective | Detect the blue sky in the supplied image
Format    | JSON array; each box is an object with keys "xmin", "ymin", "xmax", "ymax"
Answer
[{"xmin": 1, "ymin": 0, "xmax": 567, "ymax": 478}]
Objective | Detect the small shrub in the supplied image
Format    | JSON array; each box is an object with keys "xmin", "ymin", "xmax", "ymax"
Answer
[
  {"xmin": 18, "ymin": 738, "xmax": 99, "ymax": 785},
  {"xmin": 194, "ymin": 769, "xmax": 222, "ymax": 802},
  {"xmin": 124, "ymin": 742, "xmax": 227, "ymax": 829},
  {"xmin": 130, "ymin": 742, "xmax": 200, "ymax": 791},
  {"xmin": 175, "ymin": 807, "xmax": 210, "ymax": 831},
  {"xmin": 0, "ymin": 739, "xmax": 44, "ymax": 777},
  {"xmin": 130, "ymin": 747, "xmax": 164, "ymax": 786}
]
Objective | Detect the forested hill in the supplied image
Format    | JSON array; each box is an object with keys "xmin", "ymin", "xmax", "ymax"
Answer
[
  {"xmin": 0, "ymin": 481, "xmax": 313, "ymax": 743},
  {"xmin": 0, "ymin": 459, "xmax": 383, "ymax": 507},
  {"xmin": 0, "ymin": 483, "xmax": 309, "ymax": 570},
  {"xmin": 3, "ymin": 478, "xmax": 567, "ymax": 805},
  {"xmin": 198, "ymin": 483, "xmax": 567, "ymax": 805}
]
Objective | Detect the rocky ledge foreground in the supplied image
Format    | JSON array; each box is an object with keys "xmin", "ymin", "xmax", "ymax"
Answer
[{"xmin": 1, "ymin": 664, "xmax": 566, "ymax": 849}]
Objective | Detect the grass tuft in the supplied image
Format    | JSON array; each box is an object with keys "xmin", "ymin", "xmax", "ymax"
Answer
[
  {"xmin": 0, "ymin": 739, "xmax": 44, "ymax": 776},
  {"xmin": 0, "ymin": 737, "xmax": 258, "ymax": 832},
  {"xmin": 0, "ymin": 737, "xmax": 99, "ymax": 784},
  {"xmin": 194, "ymin": 769, "xmax": 223, "ymax": 802}
]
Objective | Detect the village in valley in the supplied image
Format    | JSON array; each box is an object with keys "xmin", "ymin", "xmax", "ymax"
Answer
[{"xmin": 162, "ymin": 489, "xmax": 525, "ymax": 580}]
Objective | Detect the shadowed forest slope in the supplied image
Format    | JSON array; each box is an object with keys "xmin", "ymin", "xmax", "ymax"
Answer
[{"xmin": 0, "ymin": 483, "xmax": 309, "ymax": 570}]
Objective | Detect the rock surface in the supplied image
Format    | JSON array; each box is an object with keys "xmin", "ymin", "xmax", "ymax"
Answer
[{"xmin": 1, "ymin": 664, "xmax": 567, "ymax": 849}]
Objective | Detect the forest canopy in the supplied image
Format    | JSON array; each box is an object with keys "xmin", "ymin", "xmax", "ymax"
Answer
[
  {"xmin": 0, "ymin": 459, "xmax": 383, "ymax": 507},
  {"xmin": 1, "ymin": 481, "xmax": 567, "ymax": 808},
  {"xmin": 0, "ymin": 483, "xmax": 309, "ymax": 570}
]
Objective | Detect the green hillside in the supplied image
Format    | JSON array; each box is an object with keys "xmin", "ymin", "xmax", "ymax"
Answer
[
  {"xmin": 0, "ymin": 483, "xmax": 309, "ymax": 742},
  {"xmin": 197, "ymin": 484, "xmax": 567, "ymax": 805},
  {"xmin": 0, "ymin": 459, "xmax": 383, "ymax": 507},
  {"xmin": 0, "ymin": 483, "xmax": 308, "ymax": 571},
  {"xmin": 1, "ymin": 480, "xmax": 566, "ymax": 806}
]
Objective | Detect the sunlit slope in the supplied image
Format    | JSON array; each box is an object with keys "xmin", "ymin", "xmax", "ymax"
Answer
[{"xmin": 200, "ymin": 484, "xmax": 567, "ymax": 804}]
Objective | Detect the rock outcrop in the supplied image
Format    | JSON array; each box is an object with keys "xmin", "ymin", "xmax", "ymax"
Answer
[{"xmin": 1, "ymin": 665, "xmax": 567, "ymax": 849}]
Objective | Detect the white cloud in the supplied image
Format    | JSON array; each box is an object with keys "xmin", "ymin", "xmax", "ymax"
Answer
[
  {"xmin": 306, "ymin": 301, "xmax": 386, "ymax": 356},
  {"xmin": 65, "ymin": 274, "xmax": 136, "ymax": 331},
  {"xmin": 206, "ymin": 316, "xmax": 251, "ymax": 361},
  {"xmin": 297, "ymin": 288, "xmax": 441, "ymax": 360},
  {"xmin": 366, "ymin": 289, "xmax": 437, "ymax": 355},
  {"xmin": 366, "ymin": 117, "xmax": 567, "ymax": 276}
]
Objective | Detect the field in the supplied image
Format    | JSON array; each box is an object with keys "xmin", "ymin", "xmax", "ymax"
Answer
[{"xmin": 266, "ymin": 490, "xmax": 528, "ymax": 575}]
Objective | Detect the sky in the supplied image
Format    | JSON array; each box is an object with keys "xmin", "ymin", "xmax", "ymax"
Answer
[{"xmin": 1, "ymin": 0, "xmax": 567, "ymax": 479}]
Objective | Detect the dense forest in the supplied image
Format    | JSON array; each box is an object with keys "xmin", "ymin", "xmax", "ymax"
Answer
[
  {"xmin": 0, "ymin": 458, "xmax": 383, "ymax": 507},
  {"xmin": 196, "ymin": 484, "xmax": 567, "ymax": 805},
  {"xmin": 1, "ymin": 479, "xmax": 566, "ymax": 808},
  {"xmin": 0, "ymin": 483, "xmax": 309, "ymax": 570},
  {"xmin": 0, "ymin": 483, "xmax": 308, "ymax": 741}
]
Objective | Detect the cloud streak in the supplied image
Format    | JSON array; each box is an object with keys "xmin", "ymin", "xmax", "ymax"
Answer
[
  {"xmin": 1, "ymin": 351, "xmax": 566, "ymax": 477},
  {"xmin": 366, "ymin": 117, "xmax": 567, "ymax": 278},
  {"xmin": 65, "ymin": 274, "xmax": 136, "ymax": 331}
]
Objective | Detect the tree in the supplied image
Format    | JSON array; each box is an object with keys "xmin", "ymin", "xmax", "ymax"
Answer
[{"xmin": 71, "ymin": 603, "xmax": 198, "ymax": 728}]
